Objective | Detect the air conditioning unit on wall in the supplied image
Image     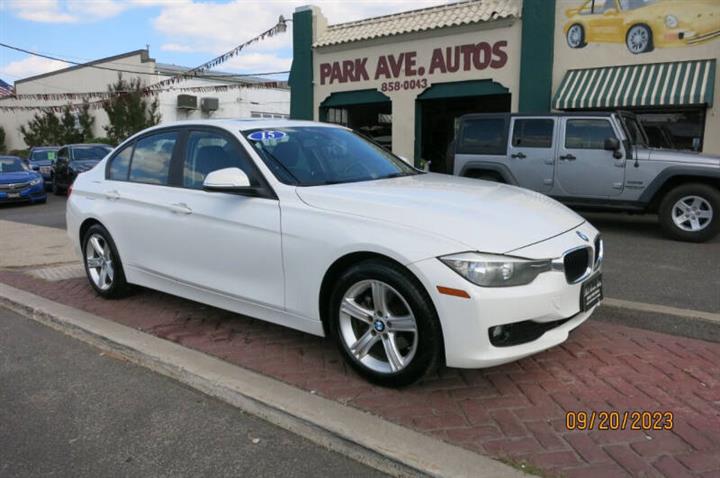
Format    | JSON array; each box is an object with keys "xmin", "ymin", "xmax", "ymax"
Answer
[
  {"xmin": 201, "ymin": 97, "xmax": 219, "ymax": 113},
  {"xmin": 177, "ymin": 94, "xmax": 197, "ymax": 110}
]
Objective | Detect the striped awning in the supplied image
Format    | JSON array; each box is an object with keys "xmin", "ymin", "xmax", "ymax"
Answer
[{"xmin": 553, "ymin": 60, "xmax": 716, "ymax": 110}]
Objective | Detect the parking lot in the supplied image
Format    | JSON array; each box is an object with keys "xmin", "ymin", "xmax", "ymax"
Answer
[{"xmin": 3, "ymin": 194, "xmax": 717, "ymax": 314}]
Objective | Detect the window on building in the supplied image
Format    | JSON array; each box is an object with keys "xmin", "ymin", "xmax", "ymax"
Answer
[
  {"xmin": 108, "ymin": 143, "xmax": 133, "ymax": 181},
  {"xmin": 511, "ymin": 119, "xmax": 554, "ymax": 148},
  {"xmin": 183, "ymin": 130, "xmax": 256, "ymax": 189},
  {"xmin": 565, "ymin": 119, "xmax": 616, "ymax": 149},
  {"xmin": 635, "ymin": 109, "xmax": 705, "ymax": 151},
  {"xmin": 250, "ymin": 111, "xmax": 289, "ymax": 119},
  {"xmin": 128, "ymin": 131, "xmax": 177, "ymax": 185},
  {"xmin": 325, "ymin": 108, "xmax": 349, "ymax": 126},
  {"xmin": 458, "ymin": 117, "xmax": 507, "ymax": 154}
]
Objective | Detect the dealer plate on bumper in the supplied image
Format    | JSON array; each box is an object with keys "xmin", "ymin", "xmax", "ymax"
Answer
[{"xmin": 581, "ymin": 273, "xmax": 603, "ymax": 311}]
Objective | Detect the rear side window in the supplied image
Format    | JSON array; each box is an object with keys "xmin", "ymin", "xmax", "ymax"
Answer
[
  {"xmin": 565, "ymin": 119, "xmax": 616, "ymax": 149},
  {"xmin": 458, "ymin": 118, "xmax": 507, "ymax": 155},
  {"xmin": 108, "ymin": 144, "xmax": 133, "ymax": 181},
  {"xmin": 511, "ymin": 119, "xmax": 554, "ymax": 148},
  {"xmin": 128, "ymin": 132, "xmax": 177, "ymax": 185}
]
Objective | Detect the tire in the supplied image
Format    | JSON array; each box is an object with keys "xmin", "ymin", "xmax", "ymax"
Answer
[
  {"xmin": 328, "ymin": 259, "xmax": 442, "ymax": 387},
  {"xmin": 626, "ymin": 24, "xmax": 653, "ymax": 54},
  {"xmin": 566, "ymin": 23, "xmax": 586, "ymax": 49},
  {"xmin": 82, "ymin": 224, "xmax": 132, "ymax": 298},
  {"xmin": 658, "ymin": 183, "xmax": 720, "ymax": 242}
]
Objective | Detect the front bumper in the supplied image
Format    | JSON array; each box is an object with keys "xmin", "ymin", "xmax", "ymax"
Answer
[
  {"xmin": 408, "ymin": 223, "xmax": 601, "ymax": 369},
  {"xmin": 0, "ymin": 183, "xmax": 47, "ymax": 203}
]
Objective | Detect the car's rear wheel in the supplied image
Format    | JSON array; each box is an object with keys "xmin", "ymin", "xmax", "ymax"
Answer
[
  {"xmin": 566, "ymin": 24, "xmax": 586, "ymax": 49},
  {"xmin": 82, "ymin": 224, "xmax": 131, "ymax": 298},
  {"xmin": 626, "ymin": 24, "xmax": 653, "ymax": 54},
  {"xmin": 658, "ymin": 184, "xmax": 720, "ymax": 242},
  {"xmin": 328, "ymin": 259, "xmax": 442, "ymax": 387}
]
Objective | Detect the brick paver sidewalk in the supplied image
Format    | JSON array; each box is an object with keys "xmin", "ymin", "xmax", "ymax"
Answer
[{"xmin": 2, "ymin": 269, "xmax": 719, "ymax": 478}]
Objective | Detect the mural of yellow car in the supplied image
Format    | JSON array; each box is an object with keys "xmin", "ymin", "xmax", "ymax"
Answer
[{"xmin": 563, "ymin": 0, "xmax": 720, "ymax": 54}]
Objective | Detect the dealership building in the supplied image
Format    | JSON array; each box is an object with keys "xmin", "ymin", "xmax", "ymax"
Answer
[{"xmin": 289, "ymin": 0, "xmax": 719, "ymax": 171}]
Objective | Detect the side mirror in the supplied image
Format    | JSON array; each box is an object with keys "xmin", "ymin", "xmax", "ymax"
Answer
[
  {"xmin": 202, "ymin": 167, "xmax": 251, "ymax": 192},
  {"xmin": 604, "ymin": 137, "xmax": 623, "ymax": 159}
]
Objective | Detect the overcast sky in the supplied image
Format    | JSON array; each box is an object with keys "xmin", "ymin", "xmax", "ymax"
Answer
[{"xmin": 0, "ymin": 0, "xmax": 449, "ymax": 85}]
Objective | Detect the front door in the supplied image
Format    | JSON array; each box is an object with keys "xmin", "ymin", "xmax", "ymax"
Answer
[
  {"xmin": 556, "ymin": 117, "xmax": 626, "ymax": 197},
  {"xmin": 160, "ymin": 128, "xmax": 284, "ymax": 309},
  {"xmin": 585, "ymin": 0, "xmax": 623, "ymax": 42},
  {"xmin": 507, "ymin": 117, "xmax": 556, "ymax": 193}
]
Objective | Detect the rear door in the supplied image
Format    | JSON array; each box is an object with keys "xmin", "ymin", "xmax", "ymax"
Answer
[
  {"xmin": 507, "ymin": 117, "xmax": 556, "ymax": 193},
  {"xmin": 556, "ymin": 117, "xmax": 626, "ymax": 197}
]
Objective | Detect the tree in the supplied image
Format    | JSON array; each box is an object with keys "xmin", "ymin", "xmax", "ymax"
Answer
[
  {"xmin": 77, "ymin": 100, "xmax": 95, "ymax": 141},
  {"xmin": 103, "ymin": 76, "xmax": 160, "ymax": 144},
  {"xmin": 19, "ymin": 110, "xmax": 64, "ymax": 146},
  {"xmin": 59, "ymin": 101, "xmax": 94, "ymax": 144},
  {"xmin": 0, "ymin": 126, "xmax": 6, "ymax": 154}
]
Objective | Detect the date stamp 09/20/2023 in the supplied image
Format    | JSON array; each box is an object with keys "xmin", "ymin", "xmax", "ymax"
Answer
[{"xmin": 565, "ymin": 411, "xmax": 674, "ymax": 431}]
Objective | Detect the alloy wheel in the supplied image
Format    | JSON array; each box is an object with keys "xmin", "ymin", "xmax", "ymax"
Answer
[
  {"xmin": 627, "ymin": 25, "xmax": 649, "ymax": 53},
  {"xmin": 338, "ymin": 280, "xmax": 418, "ymax": 374},
  {"xmin": 85, "ymin": 233, "xmax": 114, "ymax": 291},
  {"xmin": 672, "ymin": 195, "xmax": 713, "ymax": 232},
  {"xmin": 567, "ymin": 25, "xmax": 583, "ymax": 48}
]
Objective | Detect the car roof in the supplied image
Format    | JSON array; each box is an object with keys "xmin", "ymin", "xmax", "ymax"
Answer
[
  {"xmin": 135, "ymin": 118, "xmax": 337, "ymax": 136},
  {"xmin": 65, "ymin": 143, "xmax": 113, "ymax": 148},
  {"xmin": 459, "ymin": 111, "xmax": 617, "ymax": 121},
  {"xmin": 0, "ymin": 155, "xmax": 22, "ymax": 160},
  {"xmin": 30, "ymin": 146, "xmax": 60, "ymax": 150}
]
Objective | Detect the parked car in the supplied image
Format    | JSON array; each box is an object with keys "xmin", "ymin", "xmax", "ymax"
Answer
[
  {"xmin": 563, "ymin": 0, "xmax": 720, "ymax": 54},
  {"xmin": 67, "ymin": 119, "xmax": 603, "ymax": 386},
  {"xmin": 452, "ymin": 111, "xmax": 720, "ymax": 242},
  {"xmin": 52, "ymin": 144, "xmax": 113, "ymax": 195},
  {"xmin": 28, "ymin": 146, "xmax": 60, "ymax": 190},
  {"xmin": 0, "ymin": 155, "xmax": 47, "ymax": 204}
]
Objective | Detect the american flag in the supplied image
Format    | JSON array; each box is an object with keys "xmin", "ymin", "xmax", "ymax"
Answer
[{"xmin": 0, "ymin": 79, "xmax": 15, "ymax": 97}]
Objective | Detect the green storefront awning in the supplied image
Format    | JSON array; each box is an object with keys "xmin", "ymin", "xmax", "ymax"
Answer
[
  {"xmin": 320, "ymin": 89, "xmax": 390, "ymax": 108},
  {"xmin": 553, "ymin": 60, "xmax": 716, "ymax": 110}
]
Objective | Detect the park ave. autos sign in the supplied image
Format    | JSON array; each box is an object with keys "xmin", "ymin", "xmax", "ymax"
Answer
[{"xmin": 318, "ymin": 40, "xmax": 509, "ymax": 86}]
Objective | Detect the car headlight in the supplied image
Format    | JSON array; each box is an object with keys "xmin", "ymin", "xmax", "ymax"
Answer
[
  {"xmin": 30, "ymin": 177, "xmax": 43, "ymax": 186},
  {"xmin": 665, "ymin": 15, "xmax": 678, "ymax": 28},
  {"xmin": 439, "ymin": 252, "xmax": 551, "ymax": 287}
]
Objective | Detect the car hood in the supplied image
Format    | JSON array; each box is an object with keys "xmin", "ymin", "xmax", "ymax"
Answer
[
  {"xmin": 30, "ymin": 160, "xmax": 52, "ymax": 167},
  {"xmin": 0, "ymin": 171, "xmax": 39, "ymax": 184},
  {"xmin": 645, "ymin": 148, "xmax": 720, "ymax": 167},
  {"xmin": 295, "ymin": 173, "xmax": 585, "ymax": 254}
]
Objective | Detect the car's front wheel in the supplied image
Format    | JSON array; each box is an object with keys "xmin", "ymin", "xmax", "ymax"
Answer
[
  {"xmin": 658, "ymin": 184, "xmax": 720, "ymax": 242},
  {"xmin": 566, "ymin": 24, "xmax": 586, "ymax": 49},
  {"xmin": 82, "ymin": 224, "xmax": 131, "ymax": 298},
  {"xmin": 329, "ymin": 259, "xmax": 442, "ymax": 387},
  {"xmin": 626, "ymin": 24, "xmax": 653, "ymax": 54}
]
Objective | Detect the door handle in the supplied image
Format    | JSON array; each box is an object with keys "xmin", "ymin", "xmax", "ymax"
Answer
[
  {"xmin": 104, "ymin": 190, "xmax": 120, "ymax": 200},
  {"xmin": 559, "ymin": 154, "xmax": 576, "ymax": 161},
  {"xmin": 168, "ymin": 202, "xmax": 192, "ymax": 215},
  {"xmin": 510, "ymin": 152, "xmax": 526, "ymax": 159}
]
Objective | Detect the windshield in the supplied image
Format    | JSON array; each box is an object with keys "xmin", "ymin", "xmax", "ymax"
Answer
[
  {"xmin": 72, "ymin": 145, "xmax": 112, "ymax": 161},
  {"xmin": 30, "ymin": 149, "xmax": 59, "ymax": 162},
  {"xmin": 0, "ymin": 157, "xmax": 27, "ymax": 173},
  {"xmin": 243, "ymin": 126, "xmax": 418, "ymax": 186},
  {"xmin": 619, "ymin": 114, "xmax": 648, "ymax": 147}
]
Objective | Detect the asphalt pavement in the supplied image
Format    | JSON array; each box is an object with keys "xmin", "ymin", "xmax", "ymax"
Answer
[
  {"xmin": 0, "ymin": 306, "xmax": 387, "ymax": 478},
  {"xmin": 1, "ymin": 195, "xmax": 717, "ymax": 313}
]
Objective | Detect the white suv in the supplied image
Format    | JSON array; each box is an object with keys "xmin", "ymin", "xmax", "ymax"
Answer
[{"xmin": 67, "ymin": 119, "xmax": 602, "ymax": 386}]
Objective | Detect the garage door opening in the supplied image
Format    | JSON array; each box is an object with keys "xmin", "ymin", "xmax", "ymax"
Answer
[
  {"xmin": 320, "ymin": 90, "xmax": 392, "ymax": 150},
  {"xmin": 415, "ymin": 80, "xmax": 511, "ymax": 173}
]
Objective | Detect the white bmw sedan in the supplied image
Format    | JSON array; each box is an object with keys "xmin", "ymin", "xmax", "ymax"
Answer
[{"xmin": 67, "ymin": 119, "xmax": 603, "ymax": 386}]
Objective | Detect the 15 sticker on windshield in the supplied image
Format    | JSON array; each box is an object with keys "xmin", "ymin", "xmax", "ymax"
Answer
[{"xmin": 247, "ymin": 130, "xmax": 288, "ymax": 146}]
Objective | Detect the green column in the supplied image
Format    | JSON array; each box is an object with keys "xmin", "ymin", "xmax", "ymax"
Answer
[
  {"xmin": 518, "ymin": 0, "xmax": 556, "ymax": 113},
  {"xmin": 289, "ymin": 8, "xmax": 314, "ymax": 120}
]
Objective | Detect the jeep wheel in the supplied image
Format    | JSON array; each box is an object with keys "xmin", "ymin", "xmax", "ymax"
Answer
[
  {"xmin": 566, "ymin": 24, "xmax": 586, "ymax": 49},
  {"xmin": 658, "ymin": 184, "xmax": 720, "ymax": 242}
]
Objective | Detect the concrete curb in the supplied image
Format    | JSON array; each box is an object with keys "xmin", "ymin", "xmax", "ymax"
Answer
[
  {"xmin": 0, "ymin": 283, "xmax": 526, "ymax": 478},
  {"xmin": 603, "ymin": 298, "xmax": 720, "ymax": 324}
]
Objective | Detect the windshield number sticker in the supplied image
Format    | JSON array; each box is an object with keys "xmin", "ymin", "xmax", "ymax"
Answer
[{"xmin": 248, "ymin": 130, "xmax": 288, "ymax": 146}]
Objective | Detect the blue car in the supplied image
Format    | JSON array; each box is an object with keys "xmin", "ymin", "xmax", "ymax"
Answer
[
  {"xmin": 0, "ymin": 156, "xmax": 47, "ymax": 204},
  {"xmin": 28, "ymin": 146, "xmax": 60, "ymax": 191}
]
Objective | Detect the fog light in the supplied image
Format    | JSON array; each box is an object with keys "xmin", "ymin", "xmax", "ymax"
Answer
[{"xmin": 491, "ymin": 325, "xmax": 509, "ymax": 344}]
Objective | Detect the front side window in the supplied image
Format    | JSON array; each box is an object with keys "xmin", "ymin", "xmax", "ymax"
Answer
[
  {"xmin": 458, "ymin": 118, "xmax": 507, "ymax": 155},
  {"xmin": 108, "ymin": 143, "xmax": 133, "ymax": 181},
  {"xmin": 511, "ymin": 119, "xmax": 554, "ymax": 148},
  {"xmin": 243, "ymin": 127, "xmax": 417, "ymax": 186},
  {"xmin": 183, "ymin": 130, "xmax": 256, "ymax": 189},
  {"xmin": 128, "ymin": 132, "xmax": 177, "ymax": 185},
  {"xmin": 565, "ymin": 119, "xmax": 617, "ymax": 150}
]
